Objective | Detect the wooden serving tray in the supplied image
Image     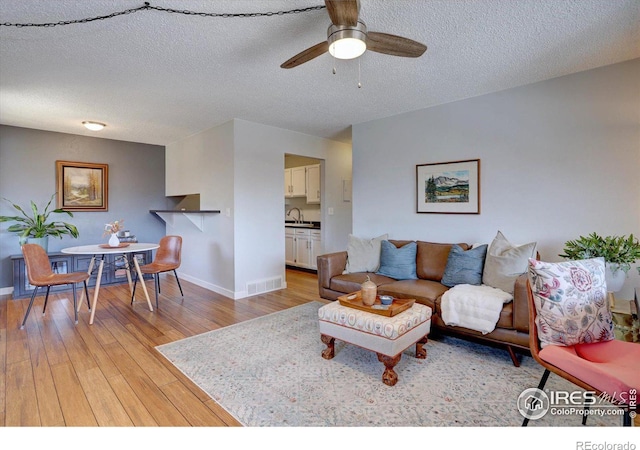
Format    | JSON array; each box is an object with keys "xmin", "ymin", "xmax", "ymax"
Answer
[
  {"xmin": 338, "ymin": 291, "xmax": 415, "ymax": 317},
  {"xmin": 98, "ymin": 243, "xmax": 131, "ymax": 249}
]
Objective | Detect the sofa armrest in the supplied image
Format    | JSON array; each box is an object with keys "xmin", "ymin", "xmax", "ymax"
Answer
[
  {"xmin": 512, "ymin": 273, "xmax": 530, "ymax": 333},
  {"xmin": 317, "ymin": 251, "xmax": 347, "ymax": 289}
]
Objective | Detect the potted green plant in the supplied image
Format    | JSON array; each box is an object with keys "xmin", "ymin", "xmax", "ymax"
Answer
[
  {"xmin": 0, "ymin": 193, "xmax": 79, "ymax": 252},
  {"xmin": 560, "ymin": 232, "xmax": 640, "ymax": 292}
]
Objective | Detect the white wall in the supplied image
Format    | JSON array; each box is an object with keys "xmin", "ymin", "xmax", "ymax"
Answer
[
  {"xmin": 352, "ymin": 59, "xmax": 640, "ymax": 299},
  {"xmin": 165, "ymin": 121, "xmax": 236, "ymax": 297},
  {"xmin": 165, "ymin": 119, "xmax": 352, "ymax": 299},
  {"xmin": 233, "ymin": 119, "xmax": 352, "ymax": 295}
]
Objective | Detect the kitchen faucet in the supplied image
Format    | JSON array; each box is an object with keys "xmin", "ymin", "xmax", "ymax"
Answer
[{"xmin": 287, "ymin": 207, "xmax": 303, "ymax": 223}]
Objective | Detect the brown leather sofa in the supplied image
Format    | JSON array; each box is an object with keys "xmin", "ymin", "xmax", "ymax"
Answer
[{"xmin": 316, "ymin": 240, "xmax": 531, "ymax": 366}]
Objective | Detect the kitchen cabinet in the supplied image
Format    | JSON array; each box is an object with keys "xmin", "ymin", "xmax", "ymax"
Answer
[
  {"xmin": 306, "ymin": 164, "xmax": 321, "ymax": 204},
  {"xmin": 285, "ymin": 166, "xmax": 306, "ymax": 198},
  {"xmin": 310, "ymin": 229, "xmax": 322, "ymax": 270},
  {"xmin": 285, "ymin": 228, "xmax": 296, "ymax": 265},
  {"xmin": 284, "ymin": 168, "xmax": 290, "ymax": 197},
  {"xmin": 295, "ymin": 229, "xmax": 312, "ymax": 269},
  {"xmin": 286, "ymin": 227, "xmax": 321, "ymax": 270}
]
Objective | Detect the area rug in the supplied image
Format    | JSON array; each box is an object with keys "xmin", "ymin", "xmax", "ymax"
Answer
[{"xmin": 155, "ymin": 301, "xmax": 620, "ymax": 427}]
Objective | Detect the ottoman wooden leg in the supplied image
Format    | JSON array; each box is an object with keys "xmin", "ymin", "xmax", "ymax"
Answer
[
  {"xmin": 377, "ymin": 353, "xmax": 401, "ymax": 386},
  {"xmin": 416, "ymin": 335, "xmax": 428, "ymax": 359},
  {"xmin": 320, "ymin": 334, "xmax": 335, "ymax": 359}
]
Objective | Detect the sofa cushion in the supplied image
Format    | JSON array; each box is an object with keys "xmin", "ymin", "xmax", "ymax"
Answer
[
  {"xmin": 482, "ymin": 231, "xmax": 536, "ymax": 294},
  {"xmin": 416, "ymin": 241, "xmax": 470, "ymax": 281},
  {"xmin": 376, "ymin": 240, "xmax": 418, "ymax": 280},
  {"xmin": 528, "ymin": 257, "xmax": 613, "ymax": 348},
  {"xmin": 343, "ymin": 234, "xmax": 388, "ymax": 273},
  {"xmin": 441, "ymin": 244, "xmax": 488, "ymax": 287},
  {"xmin": 388, "ymin": 239, "xmax": 414, "ymax": 248},
  {"xmin": 330, "ymin": 272, "xmax": 396, "ymax": 294},
  {"xmin": 496, "ymin": 302, "xmax": 514, "ymax": 329},
  {"xmin": 378, "ymin": 279, "xmax": 449, "ymax": 310}
]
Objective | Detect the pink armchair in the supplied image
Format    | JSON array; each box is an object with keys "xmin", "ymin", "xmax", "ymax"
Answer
[{"xmin": 523, "ymin": 258, "xmax": 640, "ymax": 426}]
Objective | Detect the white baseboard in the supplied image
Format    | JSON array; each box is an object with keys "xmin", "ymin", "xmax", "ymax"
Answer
[
  {"xmin": 0, "ymin": 286, "xmax": 14, "ymax": 296},
  {"xmin": 177, "ymin": 273, "xmax": 287, "ymax": 300}
]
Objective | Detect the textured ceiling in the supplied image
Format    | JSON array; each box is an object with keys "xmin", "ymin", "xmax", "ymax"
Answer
[{"xmin": 1, "ymin": 0, "xmax": 638, "ymax": 146}]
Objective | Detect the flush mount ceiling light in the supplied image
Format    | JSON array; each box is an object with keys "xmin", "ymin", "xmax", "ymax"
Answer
[
  {"xmin": 327, "ymin": 20, "xmax": 367, "ymax": 60},
  {"xmin": 82, "ymin": 121, "xmax": 106, "ymax": 131}
]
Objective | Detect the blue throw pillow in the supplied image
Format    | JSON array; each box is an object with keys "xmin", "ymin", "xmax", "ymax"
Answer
[
  {"xmin": 441, "ymin": 244, "xmax": 488, "ymax": 287},
  {"xmin": 376, "ymin": 240, "xmax": 418, "ymax": 280}
]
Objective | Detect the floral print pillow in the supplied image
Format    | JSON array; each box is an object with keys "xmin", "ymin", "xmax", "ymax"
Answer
[{"xmin": 528, "ymin": 257, "xmax": 613, "ymax": 348}]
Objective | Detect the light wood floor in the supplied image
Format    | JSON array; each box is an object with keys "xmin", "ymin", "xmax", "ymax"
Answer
[
  {"xmin": 0, "ymin": 268, "xmax": 324, "ymax": 427},
  {"xmin": 4, "ymin": 270, "xmax": 637, "ymax": 429}
]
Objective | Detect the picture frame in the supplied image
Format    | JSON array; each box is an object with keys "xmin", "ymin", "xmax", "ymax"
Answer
[
  {"xmin": 56, "ymin": 160, "xmax": 108, "ymax": 211},
  {"xmin": 416, "ymin": 159, "xmax": 480, "ymax": 214}
]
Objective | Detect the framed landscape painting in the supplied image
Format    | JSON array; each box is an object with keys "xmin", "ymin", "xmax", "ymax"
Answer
[
  {"xmin": 56, "ymin": 160, "xmax": 108, "ymax": 211},
  {"xmin": 416, "ymin": 159, "xmax": 480, "ymax": 214}
]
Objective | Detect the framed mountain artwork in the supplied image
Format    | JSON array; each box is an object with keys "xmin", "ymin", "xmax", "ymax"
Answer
[{"xmin": 416, "ymin": 159, "xmax": 480, "ymax": 214}]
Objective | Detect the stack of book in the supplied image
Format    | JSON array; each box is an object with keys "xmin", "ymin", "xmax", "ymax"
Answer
[{"xmin": 117, "ymin": 230, "xmax": 138, "ymax": 243}]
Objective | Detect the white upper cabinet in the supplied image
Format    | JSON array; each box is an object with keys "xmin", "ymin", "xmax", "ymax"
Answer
[
  {"xmin": 285, "ymin": 164, "xmax": 320, "ymax": 202},
  {"xmin": 285, "ymin": 166, "xmax": 307, "ymax": 198},
  {"xmin": 306, "ymin": 164, "xmax": 321, "ymax": 204},
  {"xmin": 291, "ymin": 167, "xmax": 307, "ymax": 197}
]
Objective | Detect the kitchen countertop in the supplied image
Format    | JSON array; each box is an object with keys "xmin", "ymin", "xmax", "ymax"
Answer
[{"xmin": 285, "ymin": 221, "xmax": 321, "ymax": 229}]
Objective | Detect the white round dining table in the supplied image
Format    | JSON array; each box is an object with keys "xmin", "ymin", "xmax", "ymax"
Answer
[{"xmin": 61, "ymin": 243, "xmax": 159, "ymax": 324}]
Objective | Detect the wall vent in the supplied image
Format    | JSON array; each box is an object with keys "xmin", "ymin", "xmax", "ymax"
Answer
[{"xmin": 247, "ymin": 276, "xmax": 283, "ymax": 296}]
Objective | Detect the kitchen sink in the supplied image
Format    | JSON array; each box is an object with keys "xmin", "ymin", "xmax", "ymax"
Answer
[{"xmin": 285, "ymin": 223, "xmax": 316, "ymax": 228}]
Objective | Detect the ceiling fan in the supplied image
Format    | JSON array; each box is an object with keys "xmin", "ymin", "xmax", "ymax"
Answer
[{"xmin": 281, "ymin": 0, "xmax": 427, "ymax": 69}]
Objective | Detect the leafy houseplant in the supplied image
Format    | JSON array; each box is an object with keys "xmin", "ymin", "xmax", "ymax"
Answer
[
  {"xmin": 560, "ymin": 232, "xmax": 640, "ymax": 293},
  {"xmin": 0, "ymin": 194, "xmax": 79, "ymax": 251},
  {"xmin": 560, "ymin": 233, "xmax": 640, "ymax": 273}
]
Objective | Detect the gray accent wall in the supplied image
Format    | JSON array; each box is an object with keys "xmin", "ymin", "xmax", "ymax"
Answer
[
  {"xmin": 352, "ymin": 59, "xmax": 640, "ymax": 299},
  {"xmin": 0, "ymin": 125, "xmax": 166, "ymax": 289}
]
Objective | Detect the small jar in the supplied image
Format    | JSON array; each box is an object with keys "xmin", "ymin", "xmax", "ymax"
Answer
[{"xmin": 361, "ymin": 275, "xmax": 377, "ymax": 306}]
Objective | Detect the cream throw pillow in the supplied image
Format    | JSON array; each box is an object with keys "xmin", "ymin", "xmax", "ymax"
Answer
[
  {"xmin": 528, "ymin": 257, "xmax": 613, "ymax": 347},
  {"xmin": 343, "ymin": 234, "xmax": 388, "ymax": 273},
  {"xmin": 482, "ymin": 231, "xmax": 536, "ymax": 294}
]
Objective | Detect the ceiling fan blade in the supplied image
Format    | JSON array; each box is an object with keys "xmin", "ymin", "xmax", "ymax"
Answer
[
  {"xmin": 366, "ymin": 32, "xmax": 427, "ymax": 58},
  {"xmin": 325, "ymin": 0, "xmax": 360, "ymax": 26},
  {"xmin": 280, "ymin": 42, "xmax": 329, "ymax": 69}
]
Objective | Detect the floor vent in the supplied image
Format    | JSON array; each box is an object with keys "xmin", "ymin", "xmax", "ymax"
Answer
[{"xmin": 247, "ymin": 276, "xmax": 283, "ymax": 296}]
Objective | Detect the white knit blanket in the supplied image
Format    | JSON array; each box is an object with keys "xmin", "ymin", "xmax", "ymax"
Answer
[{"xmin": 440, "ymin": 284, "xmax": 513, "ymax": 335}]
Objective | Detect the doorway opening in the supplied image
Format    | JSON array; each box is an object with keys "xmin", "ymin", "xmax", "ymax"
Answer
[{"xmin": 284, "ymin": 154, "xmax": 324, "ymax": 276}]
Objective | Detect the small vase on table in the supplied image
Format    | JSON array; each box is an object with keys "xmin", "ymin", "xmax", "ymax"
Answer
[{"xmin": 108, "ymin": 233, "xmax": 120, "ymax": 247}]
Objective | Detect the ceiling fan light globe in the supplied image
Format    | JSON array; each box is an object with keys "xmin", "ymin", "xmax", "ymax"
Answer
[
  {"xmin": 327, "ymin": 20, "xmax": 367, "ymax": 60},
  {"xmin": 329, "ymin": 38, "xmax": 366, "ymax": 59}
]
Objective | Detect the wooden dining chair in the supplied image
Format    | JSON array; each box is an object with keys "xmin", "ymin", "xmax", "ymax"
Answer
[
  {"xmin": 131, "ymin": 235, "xmax": 183, "ymax": 308},
  {"xmin": 20, "ymin": 243, "xmax": 91, "ymax": 328}
]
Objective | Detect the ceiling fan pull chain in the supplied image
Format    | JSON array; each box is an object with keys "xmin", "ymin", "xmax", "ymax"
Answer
[
  {"xmin": 358, "ymin": 59, "xmax": 362, "ymax": 88},
  {"xmin": 333, "ymin": 55, "xmax": 337, "ymax": 75}
]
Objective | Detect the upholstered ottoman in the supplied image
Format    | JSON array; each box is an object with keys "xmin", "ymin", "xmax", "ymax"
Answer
[{"xmin": 318, "ymin": 301, "xmax": 432, "ymax": 386}]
